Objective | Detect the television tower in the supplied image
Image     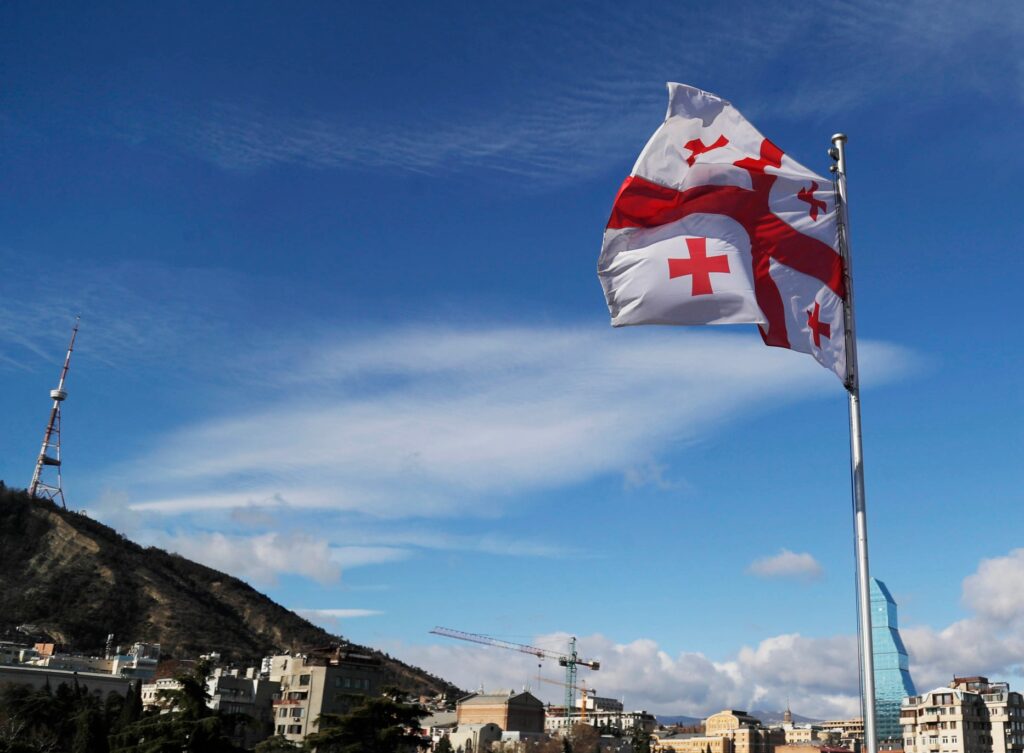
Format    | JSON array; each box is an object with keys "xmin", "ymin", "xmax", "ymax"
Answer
[{"xmin": 28, "ymin": 318, "xmax": 79, "ymax": 508}]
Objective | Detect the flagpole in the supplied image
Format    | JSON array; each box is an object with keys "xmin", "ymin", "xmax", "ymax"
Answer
[{"xmin": 830, "ymin": 133, "xmax": 878, "ymax": 753}]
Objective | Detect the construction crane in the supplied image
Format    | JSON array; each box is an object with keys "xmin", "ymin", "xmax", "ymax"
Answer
[
  {"xmin": 28, "ymin": 318, "xmax": 79, "ymax": 508},
  {"xmin": 429, "ymin": 626, "xmax": 600, "ymax": 719},
  {"xmin": 536, "ymin": 675, "xmax": 597, "ymax": 722}
]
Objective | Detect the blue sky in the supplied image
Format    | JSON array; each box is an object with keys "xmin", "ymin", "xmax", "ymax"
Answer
[{"xmin": 1, "ymin": 0, "xmax": 1022, "ymax": 717}]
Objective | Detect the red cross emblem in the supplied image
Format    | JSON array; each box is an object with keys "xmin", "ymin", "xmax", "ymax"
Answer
[
  {"xmin": 668, "ymin": 237, "xmax": 730, "ymax": 296},
  {"xmin": 607, "ymin": 137, "xmax": 846, "ymax": 350},
  {"xmin": 797, "ymin": 181, "xmax": 827, "ymax": 221},
  {"xmin": 806, "ymin": 302, "xmax": 831, "ymax": 347},
  {"xmin": 683, "ymin": 135, "xmax": 729, "ymax": 167}
]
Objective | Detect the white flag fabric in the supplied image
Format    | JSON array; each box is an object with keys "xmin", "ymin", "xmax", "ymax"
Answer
[{"xmin": 598, "ymin": 83, "xmax": 848, "ymax": 381}]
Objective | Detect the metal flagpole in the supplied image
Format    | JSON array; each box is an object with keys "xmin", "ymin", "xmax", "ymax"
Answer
[{"xmin": 830, "ymin": 133, "xmax": 878, "ymax": 753}]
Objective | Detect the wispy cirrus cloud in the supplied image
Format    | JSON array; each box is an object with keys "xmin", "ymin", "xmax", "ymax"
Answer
[
  {"xmin": 117, "ymin": 324, "xmax": 915, "ymax": 523},
  {"xmin": 91, "ymin": 0, "xmax": 1019, "ymax": 184}
]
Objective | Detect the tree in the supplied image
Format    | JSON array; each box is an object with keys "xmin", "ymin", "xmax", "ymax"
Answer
[
  {"xmin": 569, "ymin": 723, "xmax": 599, "ymax": 752},
  {"xmin": 435, "ymin": 735, "xmax": 454, "ymax": 753},
  {"xmin": 630, "ymin": 723, "xmax": 652, "ymax": 753},
  {"xmin": 109, "ymin": 661, "xmax": 244, "ymax": 753},
  {"xmin": 72, "ymin": 707, "xmax": 108, "ymax": 753},
  {"xmin": 303, "ymin": 696, "xmax": 429, "ymax": 753},
  {"xmin": 255, "ymin": 735, "xmax": 302, "ymax": 752}
]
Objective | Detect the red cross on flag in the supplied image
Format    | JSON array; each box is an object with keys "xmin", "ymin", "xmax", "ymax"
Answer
[{"xmin": 598, "ymin": 83, "xmax": 847, "ymax": 381}]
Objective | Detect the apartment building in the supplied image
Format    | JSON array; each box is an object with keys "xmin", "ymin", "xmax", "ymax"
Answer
[
  {"xmin": 267, "ymin": 648, "xmax": 383, "ymax": 744},
  {"xmin": 900, "ymin": 677, "xmax": 1024, "ymax": 753}
]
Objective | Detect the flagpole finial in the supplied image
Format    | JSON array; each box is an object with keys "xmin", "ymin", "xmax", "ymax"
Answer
[{"xmin": 831, "ymin": 133, "xmax": 847, "ymax": 144}]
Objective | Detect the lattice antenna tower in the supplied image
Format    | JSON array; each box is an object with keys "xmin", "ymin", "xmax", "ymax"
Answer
[{"xmin": 28, "ymin": 318, "xmax": 79, "ymax": 508}]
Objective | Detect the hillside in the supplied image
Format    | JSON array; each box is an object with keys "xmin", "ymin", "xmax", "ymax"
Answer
[{"xmin": 0, "ymin": 485, "xmax": 459, "ymax": 697}]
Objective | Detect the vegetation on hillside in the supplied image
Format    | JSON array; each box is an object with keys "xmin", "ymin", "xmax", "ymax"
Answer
[{"xmin": 0, "ymin": 484, "xmax": 460, "ymax": 697}]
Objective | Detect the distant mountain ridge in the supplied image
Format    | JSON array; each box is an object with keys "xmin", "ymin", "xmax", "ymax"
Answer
[
  {"xmin": 0, "ymin": 486, "xmax": 459, "ymax": 697},
  {"xmin": 656, "ymin": 709, "xmax": 821, "ymax": 726}
]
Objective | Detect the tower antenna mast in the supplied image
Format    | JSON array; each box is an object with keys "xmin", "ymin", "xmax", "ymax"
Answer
[{"xmin": 28, "ymin": 318, "xmax": 79, "ymax": 508}]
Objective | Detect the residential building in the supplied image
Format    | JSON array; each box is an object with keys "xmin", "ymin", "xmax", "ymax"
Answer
[
  {"xmin": 206, "ymin": 667, "xmax": 280, "ymax": 747},
  {"xmin": 457, "ymin": 690, "xmax": 545, "ymax": 734},
  {"xmin": 267, "ymin": 648, "xmax": 383, "ymax": 744},
  {"xmin": 900, "ymin": 677, "xmax": 1024, "ymax": 753},
  {"xmin": 872, "ymin": 578, "xmax": 918, "ymax": 743}
]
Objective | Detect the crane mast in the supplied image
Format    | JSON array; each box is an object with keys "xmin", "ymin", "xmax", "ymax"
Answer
[
  {"xmin": 28, "ymin": 319, "xmax": 79, "ymax": 508},
  {"xmin": 429, "ymin": 626, "xmax": 600, "ymax": 719}
]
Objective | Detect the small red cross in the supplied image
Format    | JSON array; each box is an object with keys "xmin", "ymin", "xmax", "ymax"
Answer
[
  {"xmin": 668, "ymin": 237, "xmax": 730, "ymax": 296},
  {"xmin": 797, "ymin": 181, "xmax": 827, "ymax": 221},
  {"xmin": 806, "ymin": 302, "xmax": 831, "ymax": 347},
  {"xmin": 684, "ymin": 135, "xmax": 729, "ymax": 167}
]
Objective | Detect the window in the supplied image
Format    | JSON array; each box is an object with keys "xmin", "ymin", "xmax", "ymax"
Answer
[
  {"xmin": 279, "ymin": 708, "xmax": 287, "ymax": 718},
  {"xmin": 277, "ymin": 725, "xmax": 285, "ymax": 735},
  {"xmin": 299, "ymin": 674, "xmax": 310, "ymax": 686},
  {"xmin": 288, "ymin": 725, "xmax": 302, "ymax": 734},
  {"xmin": 292, "ymin": 708, "xmax": 303, "ymax": 718}
]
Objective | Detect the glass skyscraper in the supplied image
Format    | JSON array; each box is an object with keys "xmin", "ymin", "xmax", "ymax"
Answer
[{"xmin": 871, "ymin": 577, "xmax": 917, "ymax": 742}]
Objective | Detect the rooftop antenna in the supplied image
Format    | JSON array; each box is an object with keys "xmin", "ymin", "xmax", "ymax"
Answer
[{"xmin": 28, "ymin": 318, "xmax": 79, "ymax": 508}]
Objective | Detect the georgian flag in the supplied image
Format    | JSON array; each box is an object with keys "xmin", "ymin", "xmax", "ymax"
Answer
[{"xmin": 597, "ymin": 83, "xmax": 847, "ymax": 381}]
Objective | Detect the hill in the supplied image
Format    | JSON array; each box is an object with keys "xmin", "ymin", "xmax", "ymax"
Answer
[{"xmin": 0, "ymin": 485, "xmax": 459, "ymax": 697}]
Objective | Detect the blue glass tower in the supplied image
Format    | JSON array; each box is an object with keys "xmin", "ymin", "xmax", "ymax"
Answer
[{"xmin": 870, "ymin": 578, "xmax": 916, "ymax": 742}]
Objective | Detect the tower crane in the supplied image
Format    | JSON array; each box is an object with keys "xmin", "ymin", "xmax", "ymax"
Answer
[
  {"xmin": 535, "ymin": 675, "xmax": 597, "ymax": 722},
  {"xmin": 429, "ymin": 626, "xmax": 600, "ymax": 719}
]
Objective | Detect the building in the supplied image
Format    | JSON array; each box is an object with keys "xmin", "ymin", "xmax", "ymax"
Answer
[
  {"xmin": 267, "ymin": 648, "xmax": 384, "ymax": 744},
  {"xmin": 207, "ymin": 667, "xmax": 280, "ymax": 746},
  {"xmin": 449, "ymin": 722, "xmax": 503, "ymax": 752},
  {"xmin": 655, "ymin": 710, "xmax": 784, "ymax": 753},
  {"xmin": 457, "ymin": 690, "xmax": 545, "ymax": 734},
  {"xmin": 872, "ymin": 578, "xmax": 918, "ymax": 743},
  {"xmin": 780, "ymin": 705, "xmax": 826, "ymax": 745},
  {"xmin": 820, "ymin": 719, "xmax": 865, "ymax": 748},
  {"xmin": 0, "ymin": 664, "xmax": 131, "ymax": 698},
  {"xmin": 900, "ymin": 677, "xmax": 1024, "ymax": 753}
]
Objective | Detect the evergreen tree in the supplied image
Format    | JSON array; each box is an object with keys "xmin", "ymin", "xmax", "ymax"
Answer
[
  {"xmin": 435, "ymin": 734, "xmax": 455, "ymax": 753},
  {"xmin": 118, "ymin": 681, "xmax": 142, "ymax": 728},
  {"xmin": 302, "ymin": 696, "xmax": 428, "ymax": 753},
  {"xmin": 255, "ymin": 735, "xmax": 301, "ymax": 752},
  {"xmin": 73, "ymin": 706, "xmax": 109, "ymax": 753}
]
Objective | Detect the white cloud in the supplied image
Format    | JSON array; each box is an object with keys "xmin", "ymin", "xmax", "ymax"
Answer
[
  {"xmin": 747, "ymin": 549, "xmax": 824, "ymax": 581},
  {"xmin": 398, "ymin": 630, "xmax": 860, "ymax": 719},
  {"xmin": 144, "ymin": 531, "xmax": 409, "ymax": 586},
  {"xmin": 109, "ymin": 0, "xmax": 1019, "ymax": 184},
  {"xmin": 123, "ymin": 325, "xmax": 915, "ymax": 520},
  {"xmin": 296, "ymin": 608, "xmax": 383, "ymax": 618},
  {"xmin": 396, "ymin": 547, "xmax": 1024, "ymax": 718},
  {"xmin": 962, "ymin": 549, "xmax": 1024, "ymax": 625}
]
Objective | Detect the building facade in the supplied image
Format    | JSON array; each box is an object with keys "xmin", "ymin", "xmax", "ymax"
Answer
[
  {"xmin": 655, "ymin": 710, "xmax": 783, "ymax": 753},
  {"xmin": 901, "ymin": 677, "xmax": 1024, "ymax": 753},
  {"xmin": 267, "ymin": 649, "xmax": 383, "ymax": 743},
  {"xmin": 457, "ymin": 690, "xmax": 545, "ymax": 734},
  {"xmin": 871, "ymin": 578, "xmax": 918, "ymax": 742}
]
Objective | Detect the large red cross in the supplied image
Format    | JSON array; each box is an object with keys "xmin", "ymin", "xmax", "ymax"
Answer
[
  {"xmin": 668, "ymin": 237, "xmax": 730, "ymax": 296},
  {"xmin": 683, "ymin": 135, "xmax": 729, "ymax": 167},
  {"xmin": 797, "ymin": 181, "xmax": 827, "ymax": 221},
  {"xmin": 806, "ymin": 302, "xmax": 831, "ymax": 347},
  {"xmin": 606, "ymin": 139, "xmax": 846, "ymax": 349}
]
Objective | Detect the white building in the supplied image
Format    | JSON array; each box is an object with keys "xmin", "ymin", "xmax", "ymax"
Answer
[{"xmin": 901, "ymin": 677, "xmax": 1024, "ymax": 753}]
